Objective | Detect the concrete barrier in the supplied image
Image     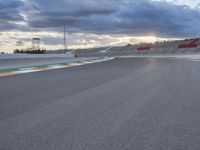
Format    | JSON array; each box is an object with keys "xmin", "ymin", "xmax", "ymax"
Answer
[{"xmin": 0, "ymin": 53, "xmax": 74, "ymax": 59}]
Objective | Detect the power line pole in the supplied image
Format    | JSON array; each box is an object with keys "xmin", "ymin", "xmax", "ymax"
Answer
[{"xmin": 63, "ymin": 25, "xmax": 67, "ymax": 51}]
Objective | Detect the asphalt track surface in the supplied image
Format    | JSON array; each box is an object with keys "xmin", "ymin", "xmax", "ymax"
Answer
[{"xmin": 1, "ymin": 57, "xmax": 200, "ymax": 150}]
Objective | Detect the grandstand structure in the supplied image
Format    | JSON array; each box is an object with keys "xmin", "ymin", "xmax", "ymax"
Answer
[
  {"xmin": 74, "ymin": 38, "xmax": 200, "ymax": 57},
  {"xmin": 178, "ymin": 39, "xmax": 199, "ymax": 49},
  {"xmin": 137, "ymin": 44, "xmax": 153, "ymax": 51}
]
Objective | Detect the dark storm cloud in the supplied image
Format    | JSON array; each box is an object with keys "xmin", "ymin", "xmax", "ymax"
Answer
[
  {"xmin": 1, "ymin": 0, "xmax": 200, "ymax": 37},
  {"xmin": 26, "ymin": 0, "xmax": 117, "ymax": 28},
  {"xmin": 115, "ymin": 0, "xmax": 200, "ymax": 37},
  {"xmin": 0, "ymin": 0, "xmax": 24, "ymax": 21},
  {"xmin": 25, "ymin": 0, "xmax": 200, "ymax": 37},
  {"xmin": 0, "ymin": 0, "xmax": 24, "ymax": 30}
]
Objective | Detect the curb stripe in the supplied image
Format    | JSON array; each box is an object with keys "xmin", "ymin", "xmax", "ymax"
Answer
[
  {"xmin": 0, "ymin": 72, "xmax": 17, "ymax": 77},
  {"xmin": 0, "ymin": 57, "xmax": 114, "ymax": 77}
]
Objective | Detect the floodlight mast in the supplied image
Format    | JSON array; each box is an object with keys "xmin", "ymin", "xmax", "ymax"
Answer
[{"xmin": 32, "ymin": 38, "xmax": 40, "ymax": 50}]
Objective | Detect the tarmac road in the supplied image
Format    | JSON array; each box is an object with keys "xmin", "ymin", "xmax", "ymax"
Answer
[{"xmin": 1, "ymin": 57, "xmax": 200, "ymax": 150}]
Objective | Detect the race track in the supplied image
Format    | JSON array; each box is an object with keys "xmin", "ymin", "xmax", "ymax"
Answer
[{"xmin": 1, "ymin": 57, "xmax": 200, "ymax": 150}]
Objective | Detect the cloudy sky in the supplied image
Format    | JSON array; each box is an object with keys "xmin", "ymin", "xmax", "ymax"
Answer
[{"xmin": 0, "ymin": 0, "xmax": 200, "ymax": 52}]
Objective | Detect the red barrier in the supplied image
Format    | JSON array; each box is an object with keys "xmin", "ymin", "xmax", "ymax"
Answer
[
  {"xmin": 178, "ymin": 39, "xmax": 199, "ymax": 49},
  {"xmin": 137, "ymin": 45, "xmax": 152, "ymax": 51}
]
